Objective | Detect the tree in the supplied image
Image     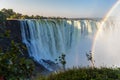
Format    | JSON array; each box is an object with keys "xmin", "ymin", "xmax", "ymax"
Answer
[
  {"xmin": 21, "ymin": 15, "xmax": 30, "ymax": 19},
  {"xmin": 9, "ymin": 13, "xmax": 22, "ymax": 19},
  {"xmin": 31, "ymin": 15, "xmax": 35, "ymax": 19},
  {"xmin": 86, "ymin": 51, "xmax": 95, "ymax": 69},
  {"xmin": 56, "ymin": 53, "xmax": 66, "ymax": 71},
  {"xmin": 0, "ymin": 11, "xmax": 6, "ymax": 24},
  {"xmin": 1, "ymin": 8, "xmax": 16, "ymax": 19}
]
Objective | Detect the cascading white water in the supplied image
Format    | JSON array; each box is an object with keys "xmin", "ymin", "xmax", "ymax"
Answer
[{"xmin": 20, "ymin": 19, "xmax": 99, "ymax": 70}]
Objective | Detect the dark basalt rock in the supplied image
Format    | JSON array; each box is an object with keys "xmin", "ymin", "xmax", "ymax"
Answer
[
  {"xmin": 0, "ymin": 20, "xmax": 22, "ymax": 51},
  {"xmin": 34, "ymin": 59, "xmax": 61, "ymax": 75},
  {"xmin": 41, "ymin": 59, "xmax": 61, "ymax": 71},
  {"xmin": 5, "ymin": 20, "xmax": 22, "ymax": 43}
]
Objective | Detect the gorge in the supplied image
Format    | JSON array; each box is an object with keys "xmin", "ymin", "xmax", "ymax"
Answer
[{"xmin": 1, "ymin": 18, "xmax": 120, "ymax": 71}]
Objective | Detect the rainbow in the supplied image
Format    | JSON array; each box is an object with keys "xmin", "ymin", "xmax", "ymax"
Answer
[{"xmin": 92, "ymin": 0, "xmax": 120, "ymax": 53}]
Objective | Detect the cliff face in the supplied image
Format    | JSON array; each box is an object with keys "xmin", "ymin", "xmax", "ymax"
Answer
[
  {"xmin": 5, "ymin": 20, "xmax": 22, "ymax": 43},
  {"xmin": 0, "ymin": 20, "xmax": 22, "ymax": 51}
]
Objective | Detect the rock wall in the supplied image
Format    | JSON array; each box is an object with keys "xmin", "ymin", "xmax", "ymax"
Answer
[
  {"xmin": 5, "ymin": 20, "xmax": 22, "ymax": 43},
  {"xmin": 0, "ymin": 20, "xmax": 22, "ymax": 51}
]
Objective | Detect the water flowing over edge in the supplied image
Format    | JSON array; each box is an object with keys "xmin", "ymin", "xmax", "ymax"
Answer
[{"xmin": 20, "ymin": 19, "xmax": 100, "ymax": 71}]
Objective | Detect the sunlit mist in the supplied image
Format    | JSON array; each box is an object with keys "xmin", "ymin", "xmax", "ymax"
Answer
[{"xmin": 94, "ymin": 1, "xmax": 120, "ymax": 67}]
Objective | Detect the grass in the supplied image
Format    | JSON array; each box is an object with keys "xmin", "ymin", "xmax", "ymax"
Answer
[{"xmin": 35, "ymin": 67, "xmax": 120, "ymax": 80}]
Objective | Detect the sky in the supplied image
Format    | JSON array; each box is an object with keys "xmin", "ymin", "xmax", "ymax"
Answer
[{"xmin": 0, "ymin": 0, "xmax": 117, "ymax": 18}]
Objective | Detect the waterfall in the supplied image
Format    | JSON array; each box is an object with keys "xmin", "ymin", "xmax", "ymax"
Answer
[{"xmin": 20, "ymin": 19, "xmax": 99, "ymax": 70}]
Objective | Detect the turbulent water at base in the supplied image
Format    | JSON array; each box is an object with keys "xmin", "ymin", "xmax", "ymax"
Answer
[{"xmin": 20, "ymin": 19, "xmax": 99, "ymax": 71}]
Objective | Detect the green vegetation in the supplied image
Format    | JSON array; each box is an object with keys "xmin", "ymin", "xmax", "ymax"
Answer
[
  {"xmin": 35, "ymin": 52, "xmax": 120, "ymax": 80},
  {"xmin": 0, "ymin": 41, "xmax": 35, "ymax": 79},
  {"xmin": 35, "ymin": 67, "xmax": 120, "ymax": 80},
  {"xmin": 0, "ymin": 8, "xmax": 45, "ymax": 24}
]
